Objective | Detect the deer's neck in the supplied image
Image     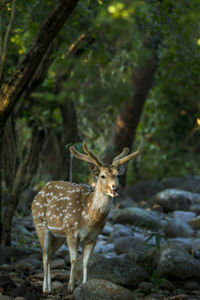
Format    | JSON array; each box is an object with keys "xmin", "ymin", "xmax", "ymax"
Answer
[{"xmin": 89, "ymin": 182, "xmax": 112, "ymax": 215}]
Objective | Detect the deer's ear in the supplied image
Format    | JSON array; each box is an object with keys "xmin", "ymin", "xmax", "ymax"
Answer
[
  {"xmin": 118, "ymin": 164, "xmax": 127, "ymax": 175},
  {"xmin": 89, "ymin": 164, "xmax": 100, "ymax": 176}
]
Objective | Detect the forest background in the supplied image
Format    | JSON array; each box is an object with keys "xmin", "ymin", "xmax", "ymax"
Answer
[{"xmin": 0, "ymin": 0, "xmax": 199, "ymax": 246}]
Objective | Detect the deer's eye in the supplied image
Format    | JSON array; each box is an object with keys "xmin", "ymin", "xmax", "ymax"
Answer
[{"xmin": 101, "ymin": 175, "xmax": 106, "ymax": 179}]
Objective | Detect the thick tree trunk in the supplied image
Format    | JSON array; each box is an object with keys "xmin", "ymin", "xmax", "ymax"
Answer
[
  {"xmin": 1, "ymin": 126, "xmax": 44, "ymax": 246},
  {"xmin": 58, "ymin": 100, "xmax": 81, "ymax": 181},
  {"xmin": 0, "ymin": 0, "xmax": 79, "ymax": 244},
  {"xmin": 103, "ymin": 55, "xmax": 158, "ymax": 185}
]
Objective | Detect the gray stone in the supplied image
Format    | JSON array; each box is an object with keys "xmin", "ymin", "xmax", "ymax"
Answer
[
  {"xmin": 75, "ymin": 253, "xmax": 148, "ymax": 287},
  {"xmin": 93, "ymin": 240, "xmax": 115, "ymax": 255},
  {"xmin": 18, "ymin": 257, "xmax": 41, "ymax": 269},
  {"xmin": 188, "ymin": 216, "xmax": 200, "ymax": 230},
  {"xmin": 102, "ymin": 223, "xmax": 114, "ymax": 235},
  {"xmin": 185, "ymin": 281, "xmax": 200, "ymax": 290},
  {"xmin": 0, "ymin": 246, "xmax": 33, "ymax": 264},
  {"xmin": 164, "ymin": 219, "xmax": 194, "ymax": 238},
  {"xmin": 162, "ymin": 175, "xmax": 200, "ymax": 194},
  {"xmin": 0, "ymin": 296, "xmax": 13, "ymax": 300},
  {"xmin": 154, "ymin": 189, "xmax": 200, "ymax": 212},
  {"xmin": 51, "ymin": 258, "xmax": 66, "ymax": 269},
  {"xmin": 172, "ymin": 211, "xmax": 196, "ymax": 223},
  {"xmin": 114, "ymin": 236, "xmax": 146, "ymax": 254},
  {"xmin": 110, "ymin": 207, "xmax": 162, "ymax": 229},
  {"xmin": 138, "ymin": 281, "xmax": 154, "ymax": 291},
  {"xmin": 12, "ymin": 262, "xmax": 35, "ymax": 274},
  {"xmin": 110, "ymin": 224, "xmax": 133, "ymax": 241},
  {"xmin": 73, "ymin": 279, "xmax": 135, "ymax": 300},
  {"xmin": 123, "ymin": 180, "xmax": 164, "ymax": 202},
  {"xmin": 157, "ymin": 244, "xmax": 200, "ymax": 279}
]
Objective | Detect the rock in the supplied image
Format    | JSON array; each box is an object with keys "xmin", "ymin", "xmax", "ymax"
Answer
[
  {"xmin": 110, "ymin": 207, "xmax": 161, "ymax": 229},
  {"xmin": 18, "ymin": 257, "xmax": 41, "ymax": 269},
  {"xmin": 114, "ymin": 236, "xmax": 146, "ymax": 254},
  {"xmin": 75, "ymin": 253, "xmax": 148, "ymax": 287},
  {"xmin": 172, "ymin": 211, "xmax": 196, "ymax": 223},
  {"xmin": 154, "ymin": 189, "xmax": 200, "ymax": 212},
  {"xmin": 189, "ymin": 204, "xmax": 200, "ymax": 213},
  {"xmin": 93, "ymin": 240, "xmax": 115, "ymax": 256},
  {"xmin": 51, "ymin": 259, "xmax": 66, "ymax": 269},
  {"xmin": 0, "ymin": 271, "xmax": 16, "ymax": 292},
  {"xmin": 12, "ymin": 262, "xmax": 35, "ymax": 274},
  {"xmin": 24, "ymin": 291, "xmax": 39, "ymax": 300},
  {"xmin": 157, "ymin": 244, "xmax": 200, "ymax": 279},
  {"xmin": 110, "ymin": 224, "xmax": 133, "ymax": 241},
  {"xmin": 167, "ymin": 237, "xmax": 195, "ymax": 254},
  {"xmin": 123, "ymin": 180, "xmax": 164, "ymax": 202},
  {"xmin": 188, "ymin": 216, "xmax": 200, "ymax": 230},
  {"xmin": 0, "ymin": 246, "xmax": 33, "ymax": 264},
  {"xmin": 0, "ymin": 296, "xmax": 14, "ymax": 300},
  {"xmin": 73, "ymin": 279, "xmax": 135, "ymax": 300},
  {"xmin": 164, "ymin": 219, "xmax": 194, "ymax": 238},
  {"xmin": 138, "ymin": 281, "xmax": 154, "ymax": 291},
  {"xmin": 162, "ymin": 175, "xmax": 200, "ymax": 194},
  {"xmin": 102, "ymin": 223, "xmax": 113, "ymax": 235},
  {"xmin": 185, "ymin": 281, "xmax": 200, "ymax": 290}
]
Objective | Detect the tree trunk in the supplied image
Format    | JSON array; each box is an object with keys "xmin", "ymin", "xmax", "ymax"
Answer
[
  {"xmin": 1, "ymin": 126, "xmax": 44, "ymax": 246},
  {"xmin": 0, "ymin": 0, "xmax": 79, "ymax": 244},
  {"xmin": 58, "ymin": 99, "xmax": 81, "ymax": 181},
  {"xmin": 103, "ymin": 55, "xmax": 158, "ymax": 185}
]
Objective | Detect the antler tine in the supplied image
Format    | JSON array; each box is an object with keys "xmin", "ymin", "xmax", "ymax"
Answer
[
  {"xmin": 69, "ymin": 145, "xmax": 99, "ymax": 166},
  {"xmin": 118, "ymin": 145, "xmax": 142, "ymax": 165},
  {"xmin": 82, "ymin": 142, "xmax": 102, "ymax": 167},
  {"xmin": 112, "ymin": 147, "xmax": 130, "ymax": 167}
]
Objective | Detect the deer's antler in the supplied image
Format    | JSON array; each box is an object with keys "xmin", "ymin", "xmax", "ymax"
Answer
[
  {"xmin": 112, "ymin": 147, "xmax": 130, "ymax": 166},
  {"xmin": 82, "ymin": 142, "xmax": 103, "ymax": 167},
  {"xmin": 70, "ymin": 142, "xmax": 102, "ymax": 167},
  {"xmin": 112, "ymin": 145, "xmax": 142, "ymax": 166}
]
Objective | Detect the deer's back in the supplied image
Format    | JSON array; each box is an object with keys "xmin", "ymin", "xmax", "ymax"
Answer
[{"xmin": 32, "ymin": 181, "xmax": 93, "ymax": 236}]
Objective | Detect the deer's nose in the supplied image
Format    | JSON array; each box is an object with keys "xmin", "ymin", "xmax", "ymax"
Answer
[{"xmin": 112, "ymin": 184, "xmax": 117, "ymax": 190}]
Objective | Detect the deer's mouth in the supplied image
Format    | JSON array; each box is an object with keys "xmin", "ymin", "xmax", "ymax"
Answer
[{"xmin": 110, "ymin": 189, "xmax": 119, "ymax": 197}]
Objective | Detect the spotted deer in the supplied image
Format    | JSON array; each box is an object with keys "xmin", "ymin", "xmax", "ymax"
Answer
[{"xmin": 32, "ymin": 142, "xmax": 142, "ymax": 293}]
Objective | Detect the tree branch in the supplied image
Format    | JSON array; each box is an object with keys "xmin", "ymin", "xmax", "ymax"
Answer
[
  {"xmin": 0, "ymin": 0, "xmax": 79, "ymax": 128},
  {"xmin": 0, "ymin": 0, "xmax": 16, "ymax": 82}
]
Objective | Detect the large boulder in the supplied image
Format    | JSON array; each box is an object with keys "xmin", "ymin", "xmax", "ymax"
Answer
[
  {"xmin": 75, "ymin": 253, "xmax": 148, "ymax": 287},
  {"xmin": 157, "ymin": 244, "xmax": 200, "ymax": 279},
  {"xmin": 110, "ymin": 207, "xmax": 162, "ymax": 229},
  {"xmin": 73, "ymin": 279, "xmax": 135, "ymax": 300},
  {"xmin": 164, "ymin": 219, "xmax": 194, "ymax": 238},
  {"xmin": 123, "ymin": 180, "xmax": 164, "ymax": 202},
  {"xmin": 162, "ymin": 175, "xmax": 200, "ymax": 194},
  {"xmin": 154, "ymin": 189, "xmax": 200, "ymax": 212}
]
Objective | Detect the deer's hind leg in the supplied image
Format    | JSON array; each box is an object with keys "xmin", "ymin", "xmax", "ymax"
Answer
[{"xmin": 37, "ymin": 228, "xmax": 64, "ymax": 293}]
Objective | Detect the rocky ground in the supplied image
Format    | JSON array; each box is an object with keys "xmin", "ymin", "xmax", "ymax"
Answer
[{"xmin": 1, "ymin": 175, "xmax": 200, "ymax": 299}]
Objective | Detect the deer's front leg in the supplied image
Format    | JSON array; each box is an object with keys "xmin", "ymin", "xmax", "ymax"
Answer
[
  {"xmin": 67, "ymin": 236, "xmax": 79, "ymax": 291},
  {"xmin": 82, "ymin": 241, "xmax": 96, "ymax": 284}
]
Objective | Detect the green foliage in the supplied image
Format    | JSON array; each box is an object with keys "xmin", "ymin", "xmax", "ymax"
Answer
[{"xmin": 1, "ymin": 0, "xmax": 200, "ymax": 185}]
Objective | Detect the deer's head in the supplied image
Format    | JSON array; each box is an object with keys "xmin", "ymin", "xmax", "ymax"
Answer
[{"xmin": 70, "ymin": 142, "xmax": 142, "ymax": 197}]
